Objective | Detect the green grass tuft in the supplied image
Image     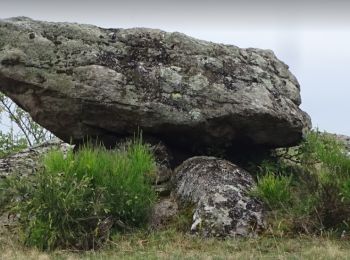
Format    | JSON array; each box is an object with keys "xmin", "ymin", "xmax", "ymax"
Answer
[
  {"xmin": 252, "ymin": 172, "xmax": 292, "ymax": 210},
  {"xmin": 253, "ymin": 130, "xmax": 350, "ymax": 235},
  {"xmin": 8, "ymin": 138, "xmax": 157, "ymax": 250}
]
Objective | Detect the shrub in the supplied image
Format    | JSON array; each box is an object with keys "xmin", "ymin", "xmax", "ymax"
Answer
[
  {"xmin": 0, "ymin": 174, "xmax": 29, "ymax": 214},
  {"xmin": 299, "ymin": 131, "xmax": 350, "ymax": 175},
  {"xmin": 11, "ymin": 138, "xmax": 157, "ymax": 250},
  {"xmin": 253, "ymin": 130, "xmax": 350, "ymax": 235},
  {"xmin": 253, "ymin": 172, "xmax": 292, "ymax": 210},
  {"xmin": 297, "ymin": 132, "xmax": 350, "ymax": 231},
  {"xmin": 340, "ymin": 179, "xmax": 350, "ymax": 202},
  {"xmin": 0, "ymin": 178, "xmax": 11, "ymax": 212}
]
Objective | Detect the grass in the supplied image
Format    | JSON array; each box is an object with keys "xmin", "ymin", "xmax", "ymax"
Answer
[
  {"xmin": 3, "ymin": 130, "xmax": 350, "ymax": 258},
  {"xmin": 1, "ymin": 229, "xmax": 350, "ymax": 259},
  {"xmin": 252, "ymin": 171, "xmax": 292, "ymax": 210},
  {"xmin": 252, "ymin": 130, "xmax": 350, "ymax": 235},
  {"xmin": 4, "ymin": 139, "xmax": 157, "ymax": 250}
]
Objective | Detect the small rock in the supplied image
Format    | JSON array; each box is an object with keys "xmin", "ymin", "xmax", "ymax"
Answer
[
  {"xmin": 0, "ymin": 139, "xmax": 73, "ymax": 178},
  {"xmin": 153, "ymin": 183, "xmax": 172, "ymax": 197},
  {"xmin": 154, "ymin": 165, "xmax": 172, "ymax": 184},
  {"xmin": 174, "ymin": 156, "xmax": 265, "ymax": 237},
  {"xmin": 149, "ymin": 198, "xmax": 178, "ymax": 230}
]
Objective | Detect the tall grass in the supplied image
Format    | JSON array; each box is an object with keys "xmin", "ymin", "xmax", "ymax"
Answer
[
  {"xmin": 9, "ymin": 138, "xmax": 157, "ymax": 250},
  {"xmin": 252, "ymin": 172, "xmax": 292, "ymax": 210},
  {"xmin": 253, "ymin": 130, "xmax": 350, "ymax": 235}
]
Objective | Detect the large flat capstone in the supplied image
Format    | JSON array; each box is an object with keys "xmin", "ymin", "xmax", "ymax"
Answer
[{"xmin": 0, "ymin": 17, "xmax": 311, "ymax": 149}]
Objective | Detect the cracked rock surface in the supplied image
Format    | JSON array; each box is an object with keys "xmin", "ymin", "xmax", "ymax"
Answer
[
  {"xmin": 174, "ymin": 156, "xmax": 265, "ymax": 237},
  {"xmin": 0, "ymin": 17, "xmax": 310, "ymax": 149}
]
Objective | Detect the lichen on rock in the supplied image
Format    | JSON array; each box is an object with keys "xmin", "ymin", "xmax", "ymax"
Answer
[
  {"xmin": 0, "ymin": 17, "xmax": 311, "ymax": 151},
  {"xmin": 0, "ymin": 139, "xmax": 72, "ymax": 178},
  {"xmin": 174, "ymin": 156, "xmax": 265, "ymax": 237}
]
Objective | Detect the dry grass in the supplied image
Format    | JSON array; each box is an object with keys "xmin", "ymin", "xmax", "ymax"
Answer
[{"xmin": 1, "ymin": 229, "xmax": 350, "ymax": 260}]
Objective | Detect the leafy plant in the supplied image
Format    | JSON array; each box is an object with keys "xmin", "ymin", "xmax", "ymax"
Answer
[
  {"xmin": 253, "ymin": 130, "xmax": 350, "ymax": 235},
  {"xmin": 11, "ymin": 138, "xmax": 157, "ymax": 250},
  {"xmin": 253, "ymin": 171, "xmax": 292, "ymax": 210}
]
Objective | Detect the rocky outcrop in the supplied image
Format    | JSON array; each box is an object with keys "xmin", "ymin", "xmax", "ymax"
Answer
[
  {"xmin": 0, "ymin": 17, "xmax": 310, "ymax": 151},
  {"xmin": 0, "ymin": 139, "xmax": 72, "ymax": 178},
  {"xmin": 173, "ymin": 156, "xmax": 265, "ymax": 237}
]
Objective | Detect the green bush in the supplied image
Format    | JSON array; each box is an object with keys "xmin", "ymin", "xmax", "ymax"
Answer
[
  {"xmin": 253, "ymin": 172, "xmax": 292, "ymax": 210},
  {"xmin": 0, "ymin": 178, "xmax": 11, "ymax": 212},
  {"xmin": 297, "ymin": 131, "xmax": 350, "ymax": 231},
  {"xmin": 340, "ymin": 179, "xmax": 350, "ymax": 202},
  {"xmin": 253, "ymin": 130, "xmax": 350, "ymax": 235},
  {"xmin": 0, "ymin": 174, "xmax": 29, "ymax": 214},
  {"xmin": 11, "ymin": 139, "xmax": 157, "ymax": 250},
  {"xmin": 299, "ymin": 131, "xmax": 350, "ymax": 175}
]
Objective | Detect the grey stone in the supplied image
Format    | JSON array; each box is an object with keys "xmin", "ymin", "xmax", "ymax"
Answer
[
  {"xmin": 148, "ymin": 140, "xmax": 173, "ymax": 184},
  {"xmin": 174, "ymin": 156, "xmax": 265, "ymax": 237},
  {"xmin": 0, "ymin": 138, "xmax": 72, "ymax": 178},
  {"xmin": 154, "ymin": 183, "xmax": 172, "ymax": 197},
  {"xmin": 149, "ymin": 198, "xmax": 178, "ymax": 230},
  {"xmin": 0, "ymin": 17, "xmax": 310, "ymax": 150}
]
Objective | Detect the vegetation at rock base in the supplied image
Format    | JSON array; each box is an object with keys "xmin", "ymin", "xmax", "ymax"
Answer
[
  {"xmin": 0, "ymin": 18, "xmax": 347, "ymax": 258},
  {"xmin": 2, "ymin": 119, "xmax": 350, "ymax": 256},
  {"xmin": 253, "ymin": 170, "xmax": 292, "ymax": 210},
  {"xmin": 2, "ymin": 138, "xmax": 157, "ymax": 250},
  {"xmin": 252, "ymin": 130, "xmax": 350, "ymax": 236}
]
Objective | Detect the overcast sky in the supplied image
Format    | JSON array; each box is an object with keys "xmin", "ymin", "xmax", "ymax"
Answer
[{"xmin": 1, "ymin": 0, "xmax": 350, "ymax": 135}]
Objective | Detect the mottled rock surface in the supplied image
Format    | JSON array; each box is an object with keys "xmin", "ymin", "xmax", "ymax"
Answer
[
  {"xmin": 174, "ymin": 156, "xmax": 265, "ymax": 237},
  {"xmin": 0, "ymin": 138, "xmax": 72, "ymax": 178},
  {"xmin": 149, "ymin": 198, "xmax": 178, "ymax": 230},
  {"xmin": 147, "ymin": 139, "xmax": 173, "ymax": 184},
  {"xmin": 0, "ymin": 17, "xmax": 310, "ymax": 150}
]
